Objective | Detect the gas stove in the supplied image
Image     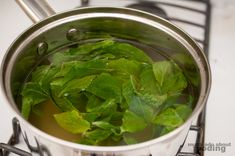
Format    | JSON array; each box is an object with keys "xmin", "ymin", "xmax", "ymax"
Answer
[{"xmin": 0, "ymin": 0, "xmax": 212, "ymax": 156}]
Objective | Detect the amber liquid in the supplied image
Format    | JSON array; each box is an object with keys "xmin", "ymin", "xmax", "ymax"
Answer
[{"xmin": 29, "ymin": 101, "xmax": 81, "ymax": 142}]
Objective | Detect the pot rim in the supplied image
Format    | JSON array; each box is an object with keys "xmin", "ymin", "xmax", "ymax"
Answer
[{"xmin": 0, "ymin": 6, "xmax": 211, "ymax": 152}]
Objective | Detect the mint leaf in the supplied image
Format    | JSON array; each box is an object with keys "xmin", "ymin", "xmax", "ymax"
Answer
[
  {"xmin": 153, "ymin": 108, "xmax": 183, "ymax": 127},
  {"xmin": 123, "ymin": 135, "xmax": 138, "ymax": 145},
  {"xmin": 175, "ymin": 104, "xmax": 192, "ymax": 121},
  {"xmin": 122, "ymin": 77, "xmax": 154, "ymax": 122},
  {"xmin": 128, "ymin": 95, "xmax": 154, "ymax": 122},
  {"xmin": 59, "ymin": 75, "xmax": 96, "ymax": 96},
  {"xmin": 51, "ymin": 40, "xmax": 115, "ymax": 64},
  {"xmin": 93, "ymin": 53, "xmax": 116, "ymax": 60},
  {"xmin": 121, "ymin": 110, "xmax": 147, "ymax": 133},
  {"xmin": 63, "ymin": 60, "xmax": 111, "ymax": 80},
  {"xmin": 172, "ymin": 53, "xmax": 200, "ymax": 87},
  {"xmin": 31, "ymin": 65, "xmax": 59, "ymax": 94},
  {"xmin": 138, "ymin": 92, "xmax": 167, "ymax": 109},
  {"xmin": 82, "ymin": 112, "xmax": 99, "ymax": 122},
  {"xmin": 69, "ymin": 40, "xmax": 114, "ymax": 56},
  {"xmin": 86, "ymin": 96, "xmax": 117, "ymax": 118},
  {"xmin": 92, "ymin": 121, "xmax": 119, "ymax": 134},
  {"xmin": 103, "ymin": 42, "xmax": 153, "ymax": 63},
  {"xmin": 55, "ymin": 61, "xmax": 80, "ymax": 77},
  {"xmin": 160, "ymin": 126, "xmax": 175, "ymax": 136},
  {"xmin": 109, "ymin": 112, "xmax": 123, "ymax": 126},
  {"xmin": 21, "ymin": 82, "xmax": 49, "ymax": 119},
  {"xmin": 66, "ymin": 93, "xmax": 88, "ymax": 112},
  {"xmin": 96, "ymin": 99, "xmax": 117, "ymax": 117},
  {"xmin": 92, "ymin": 121, "xmax": 116, "ymax": 130},
  {"xmin": 54, "ymin": 110, "xmax": 90, "ymax": 134},
  {"xmin": 21, "ymin": 65, "xmax": 59, "ymax": 118},
  {"xmin": 86, "ymin": 94, "xmax": 104, "ymax": 112},
  {"xmin": 152, "ymin": 61, "xmax": 187, "ymax": 95},
  {"xmin": 140, "ymin": 66, "xmax": 161, "ymax": 95},
  {"xmin": 50, "ymin": 79, "xmax": 77, "ymax": 111},
  {"xmin": 83, "ymin": 129, "xmax": 112, "ymax": 145},
  {"xmin": 87, "ymin": 73, "xmax": 122, "ymax": 103},
  {"xmin": 86, "ymin": 94, "xmax": 103, "ymax": 112},
  {"xmin": 107, "ymin": 58, "xmax": 143, "ymax": 76}
]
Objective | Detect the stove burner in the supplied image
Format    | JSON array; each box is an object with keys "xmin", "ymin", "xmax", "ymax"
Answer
[
  {"xmin": 127, "ymin": 2, "xmax": 168, "ymax": 19},
  {"xmin": 0, "ymin": 118, "xmax": 50, "ymax": 156}
]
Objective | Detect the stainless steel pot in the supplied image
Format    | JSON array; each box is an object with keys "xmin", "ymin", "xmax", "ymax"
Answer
[{"xmin": 0, "ymin": 0, "xmax": 211, "ymax": 156}]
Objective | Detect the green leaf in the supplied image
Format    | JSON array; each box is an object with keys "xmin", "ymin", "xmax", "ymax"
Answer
[
  {"xmin": 122, "ymin": 78, "xmax": 154, "ymax": 122},
  {"xmin": 87, "ymin": 97, "xmax": 117, "ymax": 118},
  {"xmin": 140, "ymin": 66, "xmax": 161, "ymax": 95},
  {"xmin": 103, "ymin": 42, "xmax": 153, "ymax": 63},
  {"xmin": 65, "ymin": 93, "xmax": 88, "ymax": 112},
  {"xmin": 93, "ymin": 53, "xmax": 116, "ymax": 60},
  {"xmin": 107, "ymin": 58, "xmax": 143, "ymax": 76},
  {"xmin": 123, "ymin": 135, "xmax": 138, "ymax": 145},
  {"xmin": 59, "ymin": 75, "xmax": 96, "ymax": 96},
  {"xmin": 64, "ymin": 60, "xmax": 112, "ymax": 80},
  {"xmin": 93, "ymin": 121, "xmax": 116, "ymax": 130},
  {"xmin": 55, "ymin": 61, "xmax": 80, "ymax": 77},
  {"xmin": 50, "ymin": 51, "xmax": 84, "ymax": 65},
  {"xmin": 21, "ymin": 97, "xmax": 33, "ymax": 119},
  {"xmin": 50, "ymin": 79, "xmax": 77, "ymax": 111},
  {"xmin": 54, "ymin": 110, "xmax": 90, "ymax": 134},
  {"xmin": 86, "ymin": 94, "xmax": 103, "ymax": 112},
  {"xmin": 129, "ymin": 95, "xmax": 154, "ymax": 122},
  {"xmin": 31, "ymin": 65, "xmax": 60, "ymax": 94},
  {"xmin": 138, "ymin": 92, "xmax": 167, "ymax": 109},
  {"xmin": 111, "ymin": 133, "xmax": 122, "ymax": 142},
  {"xmin": 12, "ymin": 56, "xmax": 36, "ymax": 96},
  {"xmin": 87, "ymin": 73, "xmax": 122, "ymax": 103},
  {"xmin": 69, "ymin": 40, "xmax": 114, "ymax": 56},
  {"xmin": 172, "ymin": 53, "xmax": 200, "ymax": 87},
  {"xmin": 109, "ymin": 112, "xmax": 123, "ymax": 126},
  {"xmin": 77, "ymin": 137, "xmax": 96, "ymax": 145},
  {"xmin": 21, "ymin": 65, "xmax": 60, "ymax": 119},
  {"xmin": 153, "ymin": 108, "xmax": 183, "ymax": 127},
  {"xmin": 83, "ymin": 129, "xmax": 112, "ymax": 144},
  {"xmin": 97, "ymin": 99, "xmax": 117, "ymax": 117},
  {"xmin": 82, "ymin": 112, "xmax": 99, "ymax": 122},
  {"xmin": 160, "ymin": 126, "xmax": 175, "ymax": 136},
  {"xmin": 121, "ymin": 110, "xmax": 147, "ymax": 133},
  {"xmin": 92, "ymin": 121, "xmax": 119, "ymax": 134},
  {"xmin": 21, "ymin": 82, "xmax": 49, "ymax": 119},
  {"xmin": 152, "ymin": 61, "xmax": 187, "ymax": 95},
  {"xmin": 51, "ymin": 40, "xmax": 115, "ymax": 64},
  {"xmin": 175, "ymin": 104, "xmax": 192, "ymax": 121}
]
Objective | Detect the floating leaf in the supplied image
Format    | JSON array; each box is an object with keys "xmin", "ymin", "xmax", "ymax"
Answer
[
  {"xmin": 153, "ymin": 108, "xmax": 183, "ymax": 127},
  {"xmin": 121, "ymin": 110, "xmax": 147, "ymax": 133},
  {"xmin": 54, "ymin": 110, "xmax": 90, "ymax": 134}
]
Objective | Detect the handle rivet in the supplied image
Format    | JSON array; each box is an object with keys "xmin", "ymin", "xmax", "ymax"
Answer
[
  {"xmin": 67, "ymin": 28, "xmax": 79, "ymax": 41},
  {"xmin": 37, "ymin": 42, "xmax": 48, "ymax": 55}
]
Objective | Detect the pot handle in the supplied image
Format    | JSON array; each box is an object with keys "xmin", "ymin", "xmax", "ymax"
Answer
[{"xmin": 15, "ymin": 0, "xmax": 56, "ymax": 23}]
